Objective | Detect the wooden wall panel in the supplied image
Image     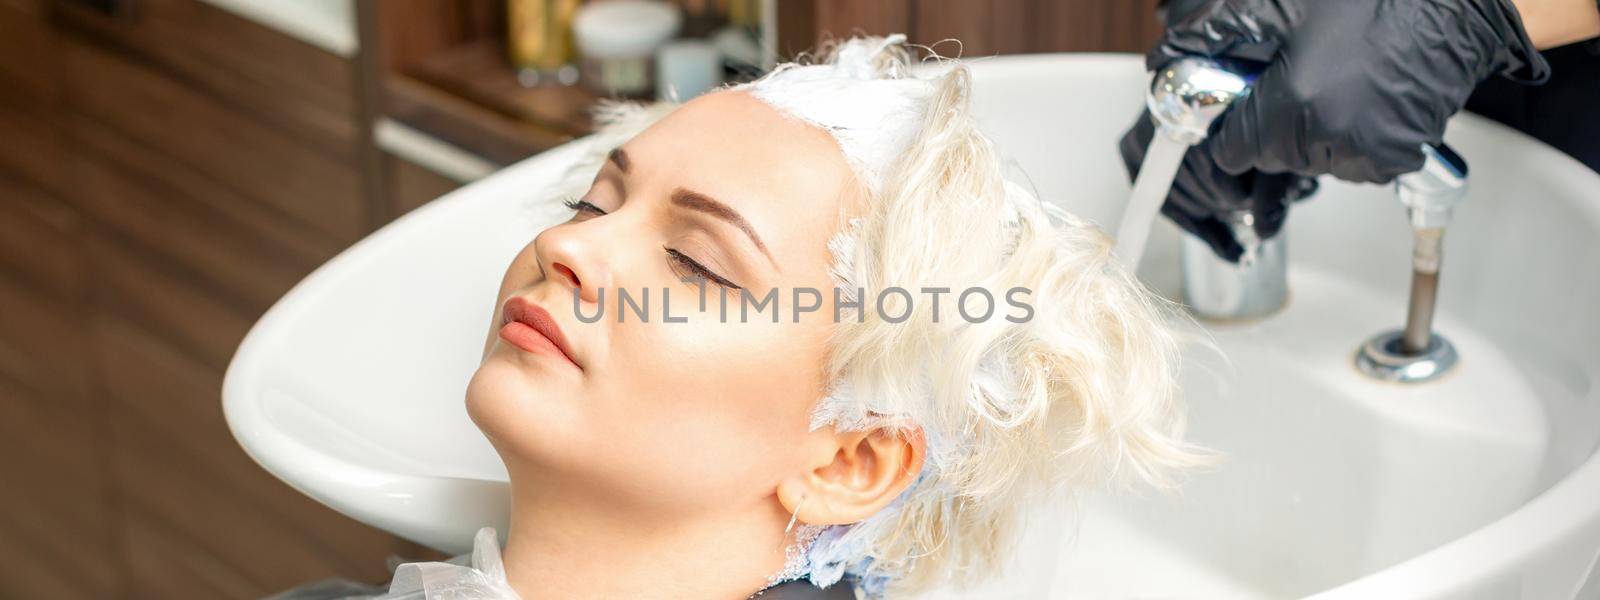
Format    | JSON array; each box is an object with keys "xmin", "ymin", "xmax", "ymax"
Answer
[
  {"xmin": 0, "ymin": 271, "xmax": 92, "ymax": 402},
  {"xmin": 808, "ymin": 0, "xmax": 1163, "ymax": 57},
  {"xmin": 0, "ymin": 389, "xmax": 119, "ymax": 598},
  {"xmin": 0, "ymin": 0, "xmax": 57, "ymax": 99},
  {"xmin": 0, "ymin": 3, "xmax": 430, "ymax": 598},
  {"xmin": 0, "ymin": 6, "xmax": 110, "ymax": 598},
  {"xmin": 0, "ymin": 84, "xmax": 71, "ymax": 201},
  {"xmin": 376, "ymin": 0, "xmax": 503, "ymax": 73},
  {"xmin": 912, "ymin": 0, "xmax": 1009, "ymax": 57},
  {"xmin": 1035, "ymin": 0, "xmax": 1162, "ymax": 53},
  {"xmin": 69, "ymin": 125, "xmax": 333, "ymax": 314},
  {"xmin": 0, "ymin": 176, "xmax": 87, "ymax": 301},
  {"xmin": 813, "ymin": 0, "xmax": 910, "ymax": 46},
  {"xmin": 59, "ymin": 38, "xmax": 367, "ymax": 245},
  {"xmin": 85, "ymin": 234, "xmax": 257, "ymax": 371},
  {"xmin": 387, "ymin": 152, "xmax": 462, "ymax": 218},
  {"xmin": 0, "ymin": 281, "xmax": 118, "ymax": 599},
  {"xmin": 118, "ymin": 507, "xmax": 264, "ymax": 599},
  {"xmin": 776, "ymin": 0, "xmax": 819, "ymax": 59},
  {"xmin": 97, "ymin": 316, "xmax": 404, "ymax": 596},
  {"xmin": 52, "ymin": 0, "xmax": 361, "ymax": 157}
]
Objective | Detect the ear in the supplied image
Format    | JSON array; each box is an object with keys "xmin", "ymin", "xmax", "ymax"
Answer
[{"xmin": 778, "ymin": 426, "xmax": 926, "ymax": 527}]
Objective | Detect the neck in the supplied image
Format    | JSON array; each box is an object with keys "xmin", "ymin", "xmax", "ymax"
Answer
[{"xmin": 500, "ymin": 481, "xmax": 792, "ymax": 599}]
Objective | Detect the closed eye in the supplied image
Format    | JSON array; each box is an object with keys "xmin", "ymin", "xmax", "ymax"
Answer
[
  {"xmin": 563, "ymin": 197, "xmax": 740, "ymax": 288},
  {"xmin": 563, "ymin": 198, "xmax": 607, "ymax": 215},
  {"xmin": 666, "ymin": 247, "xmax": 742, "ymax": 290}
]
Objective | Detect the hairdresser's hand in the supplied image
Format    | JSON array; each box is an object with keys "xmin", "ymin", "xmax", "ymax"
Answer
[
  {"xmin": 1150, "ymin": 0, "xmax": 1551, "ymax": 184},
  {"xmin": 1119, "ymin": 110, "xmax": 1316, "ymax": 263}
]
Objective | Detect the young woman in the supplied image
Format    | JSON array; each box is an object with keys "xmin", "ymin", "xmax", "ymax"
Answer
[{"xmin": 311, "ymin": 35, "xmax": 1204, "ymax": 600}]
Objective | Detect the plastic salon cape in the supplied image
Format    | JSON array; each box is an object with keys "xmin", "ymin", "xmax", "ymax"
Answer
[
  {"xmin": 267, "ymin": 527, "xmax": 522, "ymax": 600},
  {"xmin": 267, "ymin": 527, "xmax": 856, "ymax": 600}
]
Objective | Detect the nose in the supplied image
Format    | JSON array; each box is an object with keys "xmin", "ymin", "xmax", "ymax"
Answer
[
  {"xmin": 552, "ymin": 262, "xmax": 580, "ymax": 288},
  {"xmin": 534, "ymin": 221, "xmax": 612, "ymax": 305}
]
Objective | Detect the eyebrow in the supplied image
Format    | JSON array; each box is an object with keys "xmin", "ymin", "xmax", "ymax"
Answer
[
  {"xmin": 608, "ymin": 148, "xmax": 630, "ymax": 173},
  {"xmin": 671, "ymin": 187, "xmax": 778, "ymax": 269}
]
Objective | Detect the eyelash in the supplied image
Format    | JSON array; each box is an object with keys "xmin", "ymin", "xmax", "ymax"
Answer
[
  {"xmin": 666, "ymin": 248, "xmax": 741, "ymax": 290},
  {"xmin": 563, "ymin": 198, "xmax": 605, "ymax": 214},
  {"xmin": 563, "ymin": 198, "xmax": 741, "ymax": 289}
]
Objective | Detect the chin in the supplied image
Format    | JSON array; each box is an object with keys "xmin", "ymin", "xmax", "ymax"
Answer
[{"xmin": 466, "ymin": 347, "xmax": 577, "ymax": 465}]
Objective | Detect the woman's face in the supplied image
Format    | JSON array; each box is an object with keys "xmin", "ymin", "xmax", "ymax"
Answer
[{"xmin": 467, "ymin": 91, "xmax": 857, "ymax": 519}]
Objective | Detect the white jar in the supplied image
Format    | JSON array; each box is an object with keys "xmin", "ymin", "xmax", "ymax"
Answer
[
  {"xmin": 572, "ymin": 0, "xmax": 682, "ymax": 97},
  {"xmin": 655, "ymin": 39, "xmax": 722, "ymax": 101}
]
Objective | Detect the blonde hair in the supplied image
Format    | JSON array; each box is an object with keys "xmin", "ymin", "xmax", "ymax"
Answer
[
  {"xmin": 548, "ymin": 36, "xmax": 1206, "ymax": 599},
  {"xmin": 797, "ymin": 43, "xmax": 1207, "ymax": 598}
]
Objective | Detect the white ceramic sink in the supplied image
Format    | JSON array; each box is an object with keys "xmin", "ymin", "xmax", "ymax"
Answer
[{"xmin": 224, "ymin": 54, "xmax": 1600, "ymax": 598}]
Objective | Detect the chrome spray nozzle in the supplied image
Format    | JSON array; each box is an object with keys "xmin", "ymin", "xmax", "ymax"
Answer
[
  {"xmin": 1120, "ymin": 57, "xmax": 1257, "ymax": 271},
  {"xmin": 1142, "ymin": 58, "xmax": 1291, "ymax": 321},
  {"xmin": 1147, "ymin": 58, "xmax": 1257, "ymax": 145}
]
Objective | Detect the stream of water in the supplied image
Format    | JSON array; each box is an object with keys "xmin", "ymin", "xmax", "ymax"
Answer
[{"xmin": 1113, "ymin": 135, "xmax": 1189, "ymax": 271}]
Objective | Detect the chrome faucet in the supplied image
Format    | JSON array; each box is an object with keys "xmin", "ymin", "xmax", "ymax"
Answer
[
  {"xmin": 1355, "ymin": 144, "xmax": 1468, "ymax": 383},
  {"xmin": 1179, "ymin": 212, "xmax": 1289, "ymax": 321},
  {"xmin": 1144, "ymin": 59, "xmax": 1468, "ymax": 381},
  {"xmin": 1146, "ymin": 58, "xmax": 1289, "ymax": 321}
]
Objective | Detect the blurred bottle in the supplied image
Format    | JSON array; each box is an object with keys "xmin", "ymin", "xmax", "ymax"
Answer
[
  {"xmin": 508, "ymin": 0, "xmax": 582, "ymax": 86},
  {"xmin": 652, "ymin": 0, "xmax": 725, "ymax": 101},
  {"xmin": 677, "ymin": 0, "xmax": 725, "ymax": 39},
  {"xmin": 727, "ymin": 0, "xmax": 758, "ymax": 28},
  {"xmin": 714, "ymin": 0, "xmax": 764, "ymax": 81}
]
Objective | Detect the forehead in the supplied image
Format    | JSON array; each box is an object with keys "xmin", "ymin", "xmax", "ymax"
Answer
[{"xmin": 624, "ymin": 91, "xmax": 857, "ymax": 280}]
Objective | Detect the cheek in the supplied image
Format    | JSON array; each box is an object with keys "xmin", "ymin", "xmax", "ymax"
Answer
[
  {"xmin": 592, "ymin": 314, "xmax": 832, "ymax": 494},
  {"xmin": 482, "ymin": 242, "xmax": 543, "ymax": 357},
  {"xmin": 639, "ymin": 317, "xmax": 824, "ymax": 416}
]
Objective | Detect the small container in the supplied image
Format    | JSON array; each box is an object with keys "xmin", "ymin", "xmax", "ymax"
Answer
[
  {"xmin": 655, "ymin": 40, "xmax": 722, "ymax": 101},
  {"xmin": 573, "ymin": 0, "xmax": 682, "ymax": 97},
  {"xmin": 507, "ymin": 0, "xmax": 582, "ymax": 86},
  {"xmin": 711, "ymin": 0, "xmax": 766, "ymax": 81}
]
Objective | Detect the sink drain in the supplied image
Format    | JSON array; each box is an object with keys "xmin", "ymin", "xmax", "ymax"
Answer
[{"xmin": 1355, "ymin": 329, "xmax": 1458, "ymax": 384}]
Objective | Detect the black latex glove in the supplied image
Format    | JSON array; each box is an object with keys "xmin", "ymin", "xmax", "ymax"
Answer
[
  {"xmin": 1151, "ymin": 0, "xmax": 1551, "ymax": 184},
  {"xmin": 1119, "ymin": 110, "xmax": 1317, "ymax": 263}
]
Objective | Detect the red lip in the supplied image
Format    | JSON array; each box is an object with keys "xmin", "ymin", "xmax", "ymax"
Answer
[{"xmin": 499, "ymin": 296, "xmax": 581, "ymax": 369}]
